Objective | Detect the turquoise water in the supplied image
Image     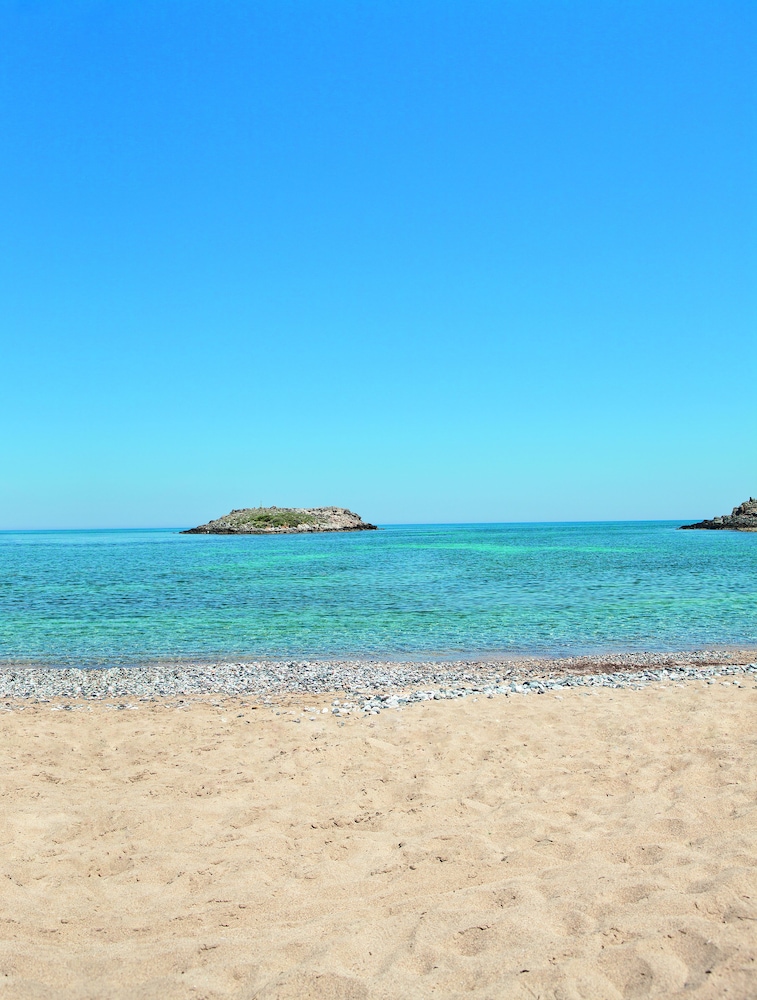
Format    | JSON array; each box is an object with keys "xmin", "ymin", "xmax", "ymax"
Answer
[{"xmin": 0, "ymin": 522, "xmax": 755, "ymax": 666}]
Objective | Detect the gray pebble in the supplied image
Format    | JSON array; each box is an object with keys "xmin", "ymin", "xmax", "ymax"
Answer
[{"xmin": 0, "ymin": 654, "xmax": 753, "ymax": 709}]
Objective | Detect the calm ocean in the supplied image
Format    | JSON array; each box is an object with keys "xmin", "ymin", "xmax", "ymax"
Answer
[{"xmin": 0, "ymin": 522, "xmax": 755, "ymax": 666}]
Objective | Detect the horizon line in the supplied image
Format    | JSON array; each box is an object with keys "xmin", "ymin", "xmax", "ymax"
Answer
[{"xmin": 0, "ymin": 518, "xmax": 706, "ymax": 532}]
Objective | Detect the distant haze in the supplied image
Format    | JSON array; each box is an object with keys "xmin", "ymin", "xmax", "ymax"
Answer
[{"xmin": 1, "ymin": 1, "xmax": 754, "ymax": 529}]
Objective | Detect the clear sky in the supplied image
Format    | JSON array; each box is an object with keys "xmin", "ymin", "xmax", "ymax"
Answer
[{"xmin": 1, "ymin": 0, "xmax": 754, "ymax": 528}]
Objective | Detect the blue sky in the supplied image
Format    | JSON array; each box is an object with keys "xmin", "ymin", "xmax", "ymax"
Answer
[{"xmin": 1, "ymin": 0, "xmax": 754, "ymax": 528}]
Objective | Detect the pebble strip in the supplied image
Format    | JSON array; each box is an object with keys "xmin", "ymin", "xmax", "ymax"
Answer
[{"xmin": 0, "ymin": 650, "xmax": 755, "ymax": 704}]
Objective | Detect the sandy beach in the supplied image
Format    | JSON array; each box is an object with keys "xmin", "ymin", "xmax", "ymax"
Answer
[{"xmin": 1, "ymin": 679, "xmax": 755, "ymax": 999}]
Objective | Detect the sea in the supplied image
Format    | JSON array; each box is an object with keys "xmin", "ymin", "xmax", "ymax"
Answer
[{"xmin": 0, "ymin": 522, "xmax": 755, "ymax": 667}]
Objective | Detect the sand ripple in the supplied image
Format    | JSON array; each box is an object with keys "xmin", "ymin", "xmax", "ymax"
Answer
[{"xmin": 0, "ymin": 681, "xmax": 755, "ymax": 998}]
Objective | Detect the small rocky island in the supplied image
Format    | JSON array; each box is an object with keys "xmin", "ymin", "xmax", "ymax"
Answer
[
  {"xmin": 680, "ymin": 498, "xmax": 757, "ymax": 532},
  {"xmin": 182, "ymin": 506, "xmax": 378, "ymax": 535}
]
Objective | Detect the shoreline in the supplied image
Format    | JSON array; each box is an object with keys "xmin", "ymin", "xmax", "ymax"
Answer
[{"xmin": 1, "ymin": 647, "xmax": 755, "ymax": 702}]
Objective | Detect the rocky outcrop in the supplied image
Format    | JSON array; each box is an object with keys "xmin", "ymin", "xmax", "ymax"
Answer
[
  {"xmin": 182, "ymin": 506, "xmax": 378, "ymax": 534},
  {"xmin": 680, "ymin": 498, "xmax": 757, "ymax": 531}
]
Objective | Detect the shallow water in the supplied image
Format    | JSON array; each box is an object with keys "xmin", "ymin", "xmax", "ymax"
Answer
[{"xmin": 0, "ymin": 522, "xmax": 755, "ymax": 665}]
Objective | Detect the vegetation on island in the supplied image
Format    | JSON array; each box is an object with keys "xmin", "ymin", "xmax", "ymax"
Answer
[{"xmin": 225, "ymin": 508, "xmax": 318, "ymax": 530}]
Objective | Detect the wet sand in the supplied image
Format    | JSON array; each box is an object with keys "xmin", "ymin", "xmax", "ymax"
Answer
[{"xmin": 1, "ymin": 680, "xmax": 755, "ymax": 998}]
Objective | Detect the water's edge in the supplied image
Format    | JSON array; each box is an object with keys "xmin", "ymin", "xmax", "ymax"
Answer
[{"xmin": 1, "ymin": 648, "xmax": 755, "ymax": 701}]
